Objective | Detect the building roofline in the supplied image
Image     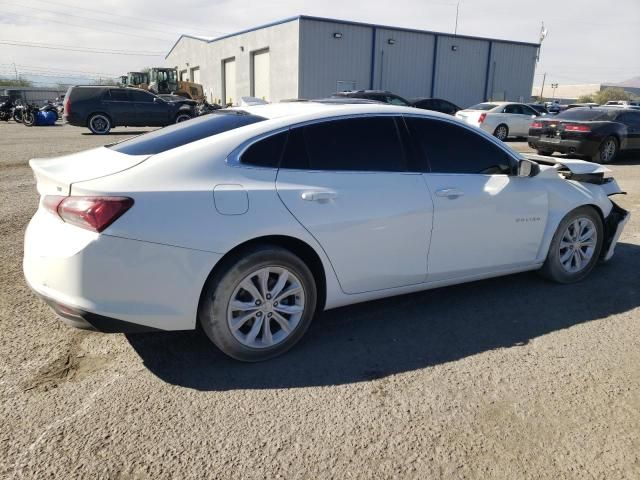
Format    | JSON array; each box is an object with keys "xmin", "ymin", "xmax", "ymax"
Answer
[{"xmin": 165, "ymin": 14, "xmax": 540, "ymax": 59}]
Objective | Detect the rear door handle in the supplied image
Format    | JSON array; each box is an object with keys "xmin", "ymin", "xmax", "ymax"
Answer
[
  {"xmin": 435, "ymin": 188, "xmax": 464, "ymax": 199},
  {"xmin": 301, "ymin": 191, "xmax": 338, "ymax": 202}
]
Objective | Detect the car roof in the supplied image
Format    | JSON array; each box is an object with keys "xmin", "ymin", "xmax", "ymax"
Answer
[{"xmin": 234, "ymin": 101, "xmax": 445, "ymax": 121}]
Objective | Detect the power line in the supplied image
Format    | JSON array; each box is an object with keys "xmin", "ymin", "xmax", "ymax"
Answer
[
  {"xmin": 0, "ymin": 0, "xmax": 188, "ymax": 38},
  {"xmin": 0, "ymin": 62, "xmax": 120, "ymax": 77},
  {"xmin": 43, "ymin": 0, "xmax": 225, "ymax": 36},
  {"xmin": 2, "ymin": 10, "xmax": 174, "ymax": 42},
  {"xmin": 0, "ymin": 40, "xmax": 164, "ymax": 56}
]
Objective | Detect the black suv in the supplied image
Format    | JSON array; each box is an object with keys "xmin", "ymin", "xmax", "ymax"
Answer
[
  {"xmin": 332, "ymin": 90, "xmax": 461, "ymax": 115},
  {"xmin": 63, "ymin": 86, "xmax": 196, "ymax": 134}
]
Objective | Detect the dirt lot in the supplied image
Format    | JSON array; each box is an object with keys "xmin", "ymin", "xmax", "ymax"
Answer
[{"xmin": 1, "ymin": 121, "xmax": 639, "ymax": 479}]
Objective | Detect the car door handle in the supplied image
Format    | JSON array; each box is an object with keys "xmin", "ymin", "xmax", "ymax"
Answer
[
  {"xmin": 435, "ymin": 188, "xmax": 464, "ymax": 199},
  {"xmin": 301, "ymin": 191, "xmax": 338, "ymax": 202}
]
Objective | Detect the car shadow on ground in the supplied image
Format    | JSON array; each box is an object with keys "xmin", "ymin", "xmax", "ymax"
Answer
[
  {"xmin": 127, "ymin": 242, "xmax": 640, "ymax": 391},
  {"xmin": 80, "ymin": 130, "xmax": 150, "ymax": 136}
]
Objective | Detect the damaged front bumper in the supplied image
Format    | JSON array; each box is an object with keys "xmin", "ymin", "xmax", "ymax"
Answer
[{"xmin": 602, "ymin": 202, "xmax": 630, "ymax": 262}]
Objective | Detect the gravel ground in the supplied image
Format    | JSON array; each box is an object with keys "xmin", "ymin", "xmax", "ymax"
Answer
[{"xmin": 1, "ymin": 122, "xmax": 639, "ymax": 480}]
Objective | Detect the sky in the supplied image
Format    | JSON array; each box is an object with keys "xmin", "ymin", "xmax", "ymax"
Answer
[{"xmin": 0, "ymin": 0, "xmax": 638, "ymax": 88}]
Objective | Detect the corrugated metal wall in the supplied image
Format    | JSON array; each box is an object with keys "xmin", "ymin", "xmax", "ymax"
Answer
[
  {"xmin": 298, "ymin": 19, "xmax": 373, "ymax": 99},
  {"xmin": 372, "ymin": 29, "xmax": 435, "ymax": 99},
  {"xmin": 487, "ymin": 42, "xmax": 538, "ymax": 103},
  {"xmin": 433, "ymin": 36, "xmax": 490, "ymax": 108}
]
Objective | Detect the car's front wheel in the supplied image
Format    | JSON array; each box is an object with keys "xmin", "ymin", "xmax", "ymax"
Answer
[
  {"xmin": 199, "ymin": 245, "xmax": 317, "ymax": 361},
  {"xmin": 88, "ymin": 113, "xmax": 111, "ymax": 134},
  {"xmin": 540, "ymin": 206, "xmax": 603, "ymax": 283},
  {"xmin": 175, "ymin": 113, "xmax": 192, "ymax": 123}
]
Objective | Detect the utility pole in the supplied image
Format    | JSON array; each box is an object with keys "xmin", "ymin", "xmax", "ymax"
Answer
[
  {"xmin": 454, "ymin": 1, "xmax": 460, "ymax": 35},
  {"xmin": 539, "ymin": 72, "xmax": 546, "ymax": 101},
  {"xmin": 13, "ymin": 62, "xmax": 18, "ymax": 81}
]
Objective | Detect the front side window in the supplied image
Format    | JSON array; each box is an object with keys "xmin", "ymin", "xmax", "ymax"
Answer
[
  {"xmin": 617, "ymin": 111, "xmax": 640, "ymax": 128},
  {"xmin": 406, "ymin": 117, "xmax": 514, "ymax": 175},
  {"xmin": 281, "ymin": 117, "xmax": 405, "ymax": 172},
  {"xmin": 130, "ymin": 90, "xmax": 155, "ymax": 103}
]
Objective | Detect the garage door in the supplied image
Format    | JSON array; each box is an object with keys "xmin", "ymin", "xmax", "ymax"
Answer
[
  {"xmin": 190, "ymin": 67, "xmax": 200, "ymax": 84},
  {"xmin": 223, "ymin": 58, "xmax": 236, "ymax": 105},
  {"xmin": 252, "ymin": 49, "xmax": 270, "ymax": 101}
]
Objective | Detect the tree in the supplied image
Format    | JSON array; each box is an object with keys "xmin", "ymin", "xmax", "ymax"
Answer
[
  {"xmin": 0, "ymin": 77, "xmax": 33, "ymax": 87},
  {"xmin": 593, "ymin": 87, "xmax": 632, "ymax": 104},
  {"xmin": 576, "ymin": 93, "xmax": 595, "ymax": 103}
]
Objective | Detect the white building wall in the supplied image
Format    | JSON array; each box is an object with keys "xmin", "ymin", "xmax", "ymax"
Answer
[{"xmin": 166, "ymin": 20, "xmax": 299, "ymax": 104}]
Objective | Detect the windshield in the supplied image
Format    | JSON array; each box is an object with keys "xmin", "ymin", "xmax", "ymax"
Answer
[
  {"xmin": 108, "ymin": 110, "xmax": 266, "ymax": 155},
  {"xmin": 555, "ymin": 108, "xmax": 618, "ymax": 121},
  {"xmin": 468, "ymin": 103, "xmax": 498, "ymax": 111}
]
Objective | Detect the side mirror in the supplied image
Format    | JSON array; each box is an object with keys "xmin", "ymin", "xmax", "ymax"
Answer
[{"xmin": 518, "ymin": 158, "xmax": 540, "ymax": 177}]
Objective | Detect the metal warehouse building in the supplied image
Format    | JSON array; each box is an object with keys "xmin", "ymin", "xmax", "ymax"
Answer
[{"xmin": 166, "ymin": 15, "xmax": 539, "ymax": 108}]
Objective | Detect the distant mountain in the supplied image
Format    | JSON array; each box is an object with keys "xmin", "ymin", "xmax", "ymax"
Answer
[{"xmin": 606, "ymin": 76, "xmax": 640, "ymax": 88}]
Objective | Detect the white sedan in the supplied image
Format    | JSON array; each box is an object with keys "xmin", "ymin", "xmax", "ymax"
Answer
[
  {"xmin": 455, "ymin": 101, "xmax": 541, "ymax": 140},
  {"xmin": 24, "ymin": 102, "xmax": 629, "ymax": 361}
]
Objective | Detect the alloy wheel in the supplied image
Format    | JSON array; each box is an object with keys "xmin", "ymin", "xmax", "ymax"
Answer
[
  {"xmin": 600, "ymin": 138, "xmax": 616, "ymax": 163},
  {"xmin": 558, "ymin": 217, "xmax": 597, "ymax": 273},
  {"xmin": 90, "ymin": 115, "xmax": 109, "ymax": 133},
  {"xmin": 227, "ymin": 266, "xmax": 306, "ymax": 349},
  {"xmin": 495, "ymin": 125, "xmax": 508, "ymax": 140}
]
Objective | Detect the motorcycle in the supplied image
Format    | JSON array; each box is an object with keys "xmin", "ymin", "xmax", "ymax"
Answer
[
  {"xmin": 12, "ymin": 99, "xmax": 24, "ymax": 123},
  {"xmin": 22, "ymin": 102, "xmax": 40, "ymax": 127},
  {"xmin": 0, "ymin": 97, "xmax": 13, "ymax": 122},
  {"xmin": 196, "ymin": 99, "xmax": 222, "ymax": 116}
]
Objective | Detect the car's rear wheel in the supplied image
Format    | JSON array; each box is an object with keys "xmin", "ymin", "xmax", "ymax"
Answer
[
  {"xmin": 591, "ymin": 136, "xmax": 618, "ymax": 164},
  {"xmin": 175, "ymin": 113, "xmax": 191, "ymax": 123},
  {"xmin": 199, "ymin": 246, "xmax": 317, "ymax": 361},
  {"xmin": 88, "ymin": 113, "xmax": 111, "ymax": 134},
  {"xmin": 539, "ymin": 206, "xmax": 603, "ymax": 283},
  {"xmin": 493, "ymin": 124, "xmax": 509, "ymax": 141}
]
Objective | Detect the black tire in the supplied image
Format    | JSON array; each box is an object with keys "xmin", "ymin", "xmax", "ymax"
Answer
[
  {"xmin": 493, "ymin": 124, "xmax": 509, "ymax": 141},
  {"xmin": 175, "ymin": 113, "xmax": 191, "ymax": 123},
  {"xmin": 87, "ymin": 113, "xmax": 111, "ymax": 134},
  {"xmin": 591, "ymin": 136, "xmax": 618, "ymax": 164},
  {"xmin": 199, "ymin": 245, "xmax": 317, "ymax": 362},
  {"xmin": 23, "ymin": 111, "xmax": 35, "ymax": 127},
  {"xmin": 13, "ymin": 111, "xmax": 22, "ymax": 123},
  {"xmin": 539, "ymin": 206, "xmax": 603, "ymax": 284},
  {"xmin": 536, "ymin": 149, "xmax": 553, "ymax": 156}
]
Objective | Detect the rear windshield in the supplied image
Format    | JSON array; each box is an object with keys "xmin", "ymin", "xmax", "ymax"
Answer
[
  {"xmin": 108, "ymin": 110, "xmax": 266, "ymax": 155},
  {"xmin": 468, "ymin": 103, "xmax": 498, "ymax": 111},
  {"xmin": 555, "ymin": 108, "xmax": 618, "ymax": 121}
]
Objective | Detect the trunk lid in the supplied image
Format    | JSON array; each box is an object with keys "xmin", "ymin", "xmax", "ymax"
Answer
[{"xmin": 30, "ymin": 146, "xmax": 150, "ymax": 196}]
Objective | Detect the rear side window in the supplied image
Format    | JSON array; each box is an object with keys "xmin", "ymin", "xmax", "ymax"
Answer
[
  {"xmin": 107, "ymin": 89, "xmax": 129, "ymax": 101},
  {"xmin": 109, "ymin": 111, "xmax": 266, "ymax": 155},
  {"xmin": 282, "ymin": 117, "xmax": 405, "ymax": 172},
  {"xmin": 556, "ymin": 108, "xmax": 617, "ymax": 121},
  {"xmin": 469, "ymin": 103, "xmax": 498, "ymax": 111},
  {"xmin": 240, "ymin": 131, "xmax": 288, "ymax": 167},
  {"xmin": 407, "ymin": 117, "xmax": 514, "ymax": 175},
  {"xmin": 130, "ymin": 90, "xmax": 155, "ymax": 102}
]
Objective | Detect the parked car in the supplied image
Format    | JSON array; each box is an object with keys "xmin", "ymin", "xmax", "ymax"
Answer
[
  {"xmin": 528, "ymin": 103, "xmax": 549, "ymax": 115},
  {"xmin": 455, "ymin": 101, "xmax": 541, "ymax": 140},
  {"xmin": 24, "ymin": 103, "xmax": 629, "ymax": 361},
  {"xmin": 332, "ymin": 90, "xmax": 412, "ymax": 106},
  {"xmin": 604, "ymin": 100, "xmax": 640, "ymax": 108},
  {"xmin": 63, "ymin": 86, "xmax": 196, "ymax": 134},
  {"xmin": 565, "ymin": 103, "xmax": 599, "ymax": 110},
  {"xmin": 528, "ymin": 107, "xmax": 640, "ymax": 163},
  {"xmin": 410, "ymin": 97, "xmax": 461, "ymax": 115}
]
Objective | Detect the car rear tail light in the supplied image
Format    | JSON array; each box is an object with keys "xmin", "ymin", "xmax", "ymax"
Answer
[
  {"xmin": 531, "ymin": 121, "xmax": 544, "ymax": 128},
  {"xmin": 43, "ymin": 195, "xmax": 133, "ymax": 232},
  {"xmin": 564, "ymin": 124, "xmax": 591, "ymax": 132},
  {"xmin": 478, "ymin": 113, "xmax": 487, "ymax": 124},
  {"xmin": 63, "ymin": 96, "xmax": 70, "ymax": 116}
]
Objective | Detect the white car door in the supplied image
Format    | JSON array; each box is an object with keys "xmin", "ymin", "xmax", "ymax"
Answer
[
  {"xmin": 276, "ymin": 116, "xmax": 434, "ymax": 294},
  {"xmin": 502, "ymin": 103, "xmax": 527, "ymax": 136},
  {"xmin": 405, "ymin": 116, "xmax": 548, "ymax": 281}
]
